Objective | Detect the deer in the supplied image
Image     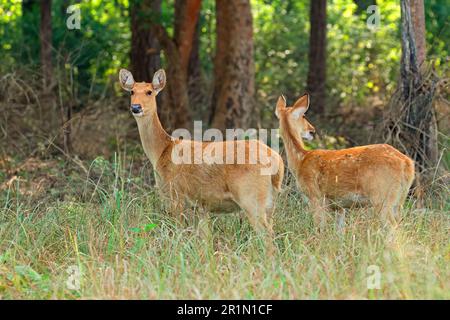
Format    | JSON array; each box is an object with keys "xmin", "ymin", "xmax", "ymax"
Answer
[
  {"xmin": 275, "ymin": 93, "xmax": 415, "ymax": 227},
  {"xmin": 119, "ymin": 68, "xmax": 284, "ymax": 249}
]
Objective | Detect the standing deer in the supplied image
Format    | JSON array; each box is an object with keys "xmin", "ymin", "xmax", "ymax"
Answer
[
  {"xmin": 119, "ymin": 68, "xmax": 284, "ymax": 247},
  {"xmin": 275, "ymin": 93, "xmax": 415, "ymax": 226}
]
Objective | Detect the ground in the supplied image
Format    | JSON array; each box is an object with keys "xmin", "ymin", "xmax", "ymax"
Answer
[{"xmin": 0, "ymin": 153, "xmax": 448, "ymax": 299}]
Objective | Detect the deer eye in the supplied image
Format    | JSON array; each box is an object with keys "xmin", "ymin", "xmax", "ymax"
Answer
[
  {"xmin": 146, "ymin": 90, "xmax": 152, "ymax": 96},
  {"xmin": 130, "ymin": 90, "xmax": 135, "ymax": 95}
]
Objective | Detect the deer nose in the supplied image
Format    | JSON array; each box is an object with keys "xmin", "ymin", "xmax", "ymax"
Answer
[{"xmin": 131, "ymin": 104, "xmax": 142, "ymax": 114}]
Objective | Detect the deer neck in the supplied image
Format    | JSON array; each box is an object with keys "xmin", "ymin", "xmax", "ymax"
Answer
[
  {"xmin": 280, "ymin": 117, "xmax": 308, "ymax": 165},
  {"xmin": 135, "ymin": 111, "xmax": 172, "ymax": 167}
]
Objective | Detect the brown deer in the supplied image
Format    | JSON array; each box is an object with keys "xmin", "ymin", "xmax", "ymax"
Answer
[
  {"xmin": 119, "ymin": 68, "xmax": 284, "ymax": 246},
  {"xmin": 275, "ymin": 93, "xmax": 415, "ymax": 226}
]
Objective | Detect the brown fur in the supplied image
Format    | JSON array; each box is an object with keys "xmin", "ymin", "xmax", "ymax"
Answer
[
  {"xmin": 276, "ymin": 93, "xmax": 415, "ymax": 226},
  {"xmin": 119, "ymin": 69, "xmax": 284, "ymax": 246}
]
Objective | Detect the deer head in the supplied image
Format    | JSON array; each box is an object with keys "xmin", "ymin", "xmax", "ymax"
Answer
[
  {"xmin": 119, "ymin": 69, "xmax": 166, "ymax": 117},
  {"xmin": 275, "ymin": 93, "xmax": 316, "ymax": 141}
]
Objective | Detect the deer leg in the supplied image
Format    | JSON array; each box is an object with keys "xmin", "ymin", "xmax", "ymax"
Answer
[
  {"xmin": 367, "ymin": 175, "xmax": 406, "ymax": 226},
  {"xmin": 196, "ymin": 209, "xmax": 212, "ymax": 243},
  {"xmin": 301, "ymin": 180, "xmax": 328, "ymax": 230},
  {"xmin": 306, "ymin": 191, "xmax": 329, "ymax": 231},
  {"xmin": 372, "ymin": 193, "xmax": 401, "ymax": 226},
  {"xmin": 162, "ymin": 184, "xmax": 187, "ymax": 225},
  {"xmin": 234, "ymin": 186, "xmax": 275, "ymax": 255}
]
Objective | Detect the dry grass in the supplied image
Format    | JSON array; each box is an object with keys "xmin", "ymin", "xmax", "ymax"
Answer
[
  {"xmin": 0, "ymin": 71, "xmax": 448, "ymax": 299},
  {"xmin": 0, "ymin": 153, "xmax": 448, "ymax": 299}
]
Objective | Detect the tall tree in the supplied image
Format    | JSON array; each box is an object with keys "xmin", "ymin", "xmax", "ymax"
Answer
[
  {"xmin": 409, "ymin": 0, "xmax": 426, "ymax": 67},
  {"xmin": 186, "ymin": 19, "xmax": 204, "ymax": 113},
  {"xmin": 152, "ymin": 0, "xmax": 201, "ymax": 131},
  {"xmin": 210, "ymin": 0, "xmax": 255, "ymax": 131},
  {"xmin": 130, "ymin": 0, "xmax": 162, "ymax": 83},
  {"xmin": 306, "ymin": 0, "xmax": 327, "ymax": 115},
  {"xmin": 400, "ymin": 0, "xmax": 437, "ymax": 171},
  {"xmin": 40, "ymin": 0, "xmax": 53, "ymax": 90},
  {"xmin": 384, "ymin": 0, "xmax": 438, "ymax": 176},
  {"xmin": 174, "ymin": 0, "xmax": 202, "ymax": 76}
]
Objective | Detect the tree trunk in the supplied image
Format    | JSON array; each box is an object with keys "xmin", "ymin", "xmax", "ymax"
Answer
[
  {"xmin": 210, "ymin": 0, "xmax": 255, "ymax": 132},
  {"xmin": 209, "ymin": 0, "xmax": 230, "ymax": 126},
  {"xmin": 174, "ymin": 0, "xmax": 202, "ymax": 76},
  {"xmin": 395, "ymin": 0, "xmax": 438, "ymax": 174},
  {"xmin": 40, "ymin": 0, "xmax": 53, "ymax": 90},
  {"xmin": 175, "ymin": 0, "xmax": 203, "ymax": 123},
  {"xmin": 187, "ymin": 20, "xmax": 205, "ymax": 116},
  {"xmin": 151, "ymin": 0, "xmax": 201, "ymax": 132},
  {"xmin": 306, "ymin": 0, "xmax": 327, "ymax": 115},
  {"xmin": 130, "ymin": 0, "xmax": 162, "ymax": 83},
  {"xmin": 409, "ymin": 0, "xmax": 426, "ymax": 67}
]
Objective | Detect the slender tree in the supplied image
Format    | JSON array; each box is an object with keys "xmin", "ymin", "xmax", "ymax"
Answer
[
  {"xmin": 151, "ymin": 0, "xmax": 201, "ymax": 131},
  {"xmin": 306, "ymin": 0, "xmax": 327, "ymax": 115},
  {"xmin": 384, "ymin": 0, "xmax": 438, "ymax": 176},
  {"xmin": 400, "ymin": 0, "xmax": 438, "ymax": 170},
  {"xmin": 210, "ymin": 0, "xmax": 255, "ymax": 131},
  {"xmin": 174, "ymin": 0, "xmax": 202, "ymax": 76},
  {"xmin": 130, "ymin": 0, "xmax": 162, "ymax": 83},
  {"xmin": 40, "ymin": 0, "xmax": 53, "ymax": 90},
  {"xmin": 186, "ymin": 19, "xmax": 204, "ymax": 113},
  {"xmin": 409, "ymin": 0, "xmax": 426, "ymax": 67}
]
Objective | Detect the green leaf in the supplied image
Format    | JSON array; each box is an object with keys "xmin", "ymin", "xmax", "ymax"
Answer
[{"xmin": 144, "ymin": 223, "xmax": 157, "ymax": 232}]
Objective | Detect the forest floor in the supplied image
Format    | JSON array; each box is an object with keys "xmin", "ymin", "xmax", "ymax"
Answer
[
  {"xmin": 0, "ymin": 91, "xmax": 449, "ymax": 299},
  {"xmin": 0, "ymin": 149, "xmax": 449, "ymax": 299}
]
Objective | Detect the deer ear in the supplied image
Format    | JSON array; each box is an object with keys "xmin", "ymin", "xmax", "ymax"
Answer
[
  {"xmin": 275, "ymin": 95, "xmax": 287, "ymax": 119},
  {"xmin": 152, "ymin": 69, "xmax": 166, "ymax": 94},
  {"xmin": 119, "ymin": 69, "xmax": 135, "ymax": 91},
  {"xmin": 292, "ymin": 93, "xmax": 310, "ymax": 119}
]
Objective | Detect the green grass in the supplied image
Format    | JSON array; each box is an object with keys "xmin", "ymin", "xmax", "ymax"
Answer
[{"xmin": 0, "ymin": 154, "xmax": 449, "ymax": 299}]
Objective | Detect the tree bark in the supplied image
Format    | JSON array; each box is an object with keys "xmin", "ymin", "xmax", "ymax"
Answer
[
  {"xmin": 174, "ymin": 0, "xmax": 202, "ymax": 76},
  {"xmin": 210, "ymin": 0, "xmax": 255, "ymax": 131},
  {"xmin": 151, "ymin": 0, "xmax": 201, "ymax": 132},
  {"xmin": 130, "ymin": 0, "xmax": 162, "ymax": 83},
  {"xmin": 306, "ymin": 0, "xmax": 327, "ymax": 115},
  {"xmin": 398, "ymin": 0, "xmax": 438, "ymax": 173},
  {"xmin": 152, "ymin": 26, "xmax": 190, "ymax": 131},
  {"xmin": 209, "ymin": 0, "xmax": 230, "ymax": 126},
  {"xmin": 410, "ymin": 0, "xmax": 426, "ymax": 67},
  {"xmin": 187, "ymin": 20, "xmax": 204, "ymax": 114},
  {"xmin": 40, "ymin": 0, "xmax": 53, "ymax": 90}
]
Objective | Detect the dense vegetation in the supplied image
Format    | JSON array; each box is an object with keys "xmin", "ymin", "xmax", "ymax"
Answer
[
  {"xmin": 0, "ymin": 0, "xmax": 448, "ymax": 299},
  {"xmin": 1, "ymin": 0, "xmax": 447, "ymax": 110}
]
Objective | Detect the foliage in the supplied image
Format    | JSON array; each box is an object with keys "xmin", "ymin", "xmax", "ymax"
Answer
[
  {"xmin": 252, "ymin": 0, "xmax": 404, "ymax": 116},
  {"xmin": 425, "ymin": 0, "xmax": 449, "ymax": 65},
  {"xmin": 1, "ymin": 0, "xmax": 130, "ymax": 98},
  {"xmin": 327, "ymin": 0, "xmax": 401, "ymax": 105},
  {"xmin": 253, "ymin": 0, "xmax": 310, "ymax": 118},
  {"xmin": 0, "ymin": 0, "xmax": 447, "ymax": 109},
  {"xmin": 0, "ymin": 0, "xmax": 22, "ymax": 67}
]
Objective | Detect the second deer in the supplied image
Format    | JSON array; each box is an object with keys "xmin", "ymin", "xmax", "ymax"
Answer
[{"xmin": 275, "ymin": 93, "xmax": 415, "ymax": 227}]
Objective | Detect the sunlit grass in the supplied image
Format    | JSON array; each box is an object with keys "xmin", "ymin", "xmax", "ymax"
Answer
[{"xmin": 0, "ymin": 155, "xmax": 448, "ymax": 299}]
